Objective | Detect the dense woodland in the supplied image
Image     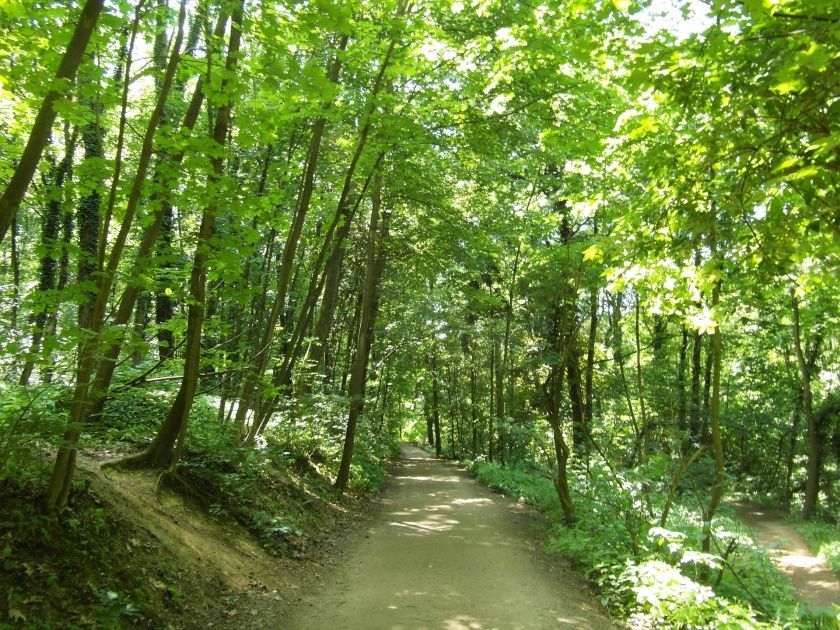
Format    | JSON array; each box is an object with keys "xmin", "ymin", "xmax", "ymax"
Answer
[{"xmin": 0, "ymin": 0, "xmax": 838, "ymax": 627}]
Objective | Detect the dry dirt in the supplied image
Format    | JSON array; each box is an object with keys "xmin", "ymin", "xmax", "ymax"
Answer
[
  {"xmin": 734, "ymin": 501, "xmax": 840, "ymax": 612},
  {"xmin": 281, "ymin": 445, "xmax": 614, "ymax": 630},
  {"xmin": 76, "ymin": 453, "xmax": 358, "ymax": 629}
]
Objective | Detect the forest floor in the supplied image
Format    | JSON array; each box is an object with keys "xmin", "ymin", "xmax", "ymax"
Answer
[
  {"xmin": 75, "ymin": 452, "xmax": 366, "ymax": 629},
  {"xmin": 733, "ymin": 501, "xmax": 840, "ymax": 611},
  {"xmin": 280, "ymin": 444, "xmax": 613, "ymax": 629}
]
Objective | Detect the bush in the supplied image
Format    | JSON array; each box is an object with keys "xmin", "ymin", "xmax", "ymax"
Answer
[
  {"xmin": 467, "ymin": 457, "xmax": 808, "ymax": 628},
  {"xmin": 795, "ymin": 519, "xmax": 840, "ymax": 575}
]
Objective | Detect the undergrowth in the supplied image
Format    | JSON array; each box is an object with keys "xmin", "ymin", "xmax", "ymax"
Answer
[
  {"xmin": 0, "ymin": 377, "xmax": 398, "ymax": 626},
  {"xmin": 470, "ymin": 457, "xmax": 837, "ymax": 629},
  {"xmin": 0, "ymin": 464, "xmax": 185, "ymax": 628},
  {"xmin": 795, "ymin": 520, "xmax": 840, "ymax": 575}
]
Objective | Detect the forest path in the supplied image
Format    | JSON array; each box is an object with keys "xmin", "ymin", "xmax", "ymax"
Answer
[
  {"xmin": 282, "ymin": 445, "xmax": 612, "ymax": 629},
  {"xmin": 734, "ymin": 502, "xmax": 840, "ymax": 611}
]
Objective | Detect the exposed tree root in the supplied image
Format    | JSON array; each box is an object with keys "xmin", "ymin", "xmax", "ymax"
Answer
[{"xmin": 100, "ymin": 448, "xmax": 170, "ymax": 471}]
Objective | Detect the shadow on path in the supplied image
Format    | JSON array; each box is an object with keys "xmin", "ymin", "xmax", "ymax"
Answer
[
  {"xmin": 283, "ymin": 445, "xmax": 613, "ymax": 629},
  {"xmin": 734, "ymin": 502, "xmax": 839, "ymax": 611}
]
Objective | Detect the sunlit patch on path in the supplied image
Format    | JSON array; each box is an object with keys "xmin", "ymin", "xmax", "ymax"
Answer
[
  {"xmin": 735, "ymin": 502, "xmax": 840, "ymax": 612},
  {"xmin": 282, "ymin": 445, "xmax": 613, "ymax": 629}
]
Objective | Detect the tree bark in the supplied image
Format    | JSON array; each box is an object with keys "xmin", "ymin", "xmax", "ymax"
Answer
[
  {"xmin": 432, "ymin": 352, "xmax": 442, "ymax": 457},
  {"xmin": 19, "ymin": 128, "xmax": 77, "ymax": 386},
  {"xmin": 792, "ymin": 292, "xmax": 821, "ymax": 519},
  {"xmin": 701, "ymin": 218, "xmax": 725, "ymax": 560},
  {"xmin": 677, "ymin": 327, "xmax": 689, "ymax": 452},
  {"xmin": 335, "ymin": 171, "xmax": 387, "ymax": 493},
  {"xmin": 0, "ymin": 0, "xmax": 105, "ymax": 245},
  {"xmin": 129, "ymin": 0, "xmax": 243, "ymax": 471},
  {"xmin": 232, "ymin": 34, "xmax": 350, "ymax": 435},
  {"xmin": 82, "ymin": 7, "xmax": 225, "ymax": 423}
]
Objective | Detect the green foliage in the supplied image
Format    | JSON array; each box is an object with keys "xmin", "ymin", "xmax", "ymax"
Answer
[
  {"xmin": 468, "ymin": 458, "xmax": 810, "ymax": 628},
  {"xmin": 796, "ymin": 520, "xmax": 840, "ymax": 575},
  {"xmin": 618, "ymin": 560, "xmax": 767, "ymax": 629},
  {"xmin": 0, "ymin": 471, "xmax": 170, "ymax": 627},
  {"xmin": 1, "ymin": 0, "xmax": 839, "ymax": 624},
  {"xmin": 470, "ymin": 460, "xmax": 562, "ymax": 520}
]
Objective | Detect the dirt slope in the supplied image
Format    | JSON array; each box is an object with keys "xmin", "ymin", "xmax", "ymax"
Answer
[
  {"xmin": 76, "ymin": 455, "xmax": 319, "ymax": 628},
  {"xmin": 734, "ymin": 502, "xmax": 840, "ymax": 611},
  {"xmin": 282, "ymin": 445, "xmax": 613, "ymax": 629}
]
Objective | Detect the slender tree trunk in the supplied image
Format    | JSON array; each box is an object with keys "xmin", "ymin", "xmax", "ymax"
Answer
[
  {"xmin": 792, "ymin": 293, "xmax": 821, "ymax": 519},
  {"xmin": 309, "ymin": 195, "xmax": 355, "ymax": 376},
  {"xmin": 97, "ymin": 1, "xmax": 144, "ymax": 269},
  {"xmin": 677, "ymin": 327, "xmax": 689, "ymax": 452},
  {"xmin": 136, "ymin": 0, "xmax": 243, "ymax": 471},
  {"xmin": 77, "ymin": 96, "xmax": 104, "ymax": 331},
  {"xmin": 701, "ymin": 218, "xmax": 725, "ymax": 559},
  {"xmin": 426, "ymin": 391, "xmax": 435, "ymax": 447},
  {"xmin": 19, "ymin": 129, "xmax": 77, "ymax": 386},
  {"xmin": 233, "ymin": 34, "xmax": 352, "ymax": 435},
  {"xmin": 10, "ymin": 218, "xmax": 20, "ymax": 332},
  {"xmin": 543, "ymin": 332, "xmax": 576, "ymax": 525},
  {"xmin": 42, "ymin": 200, "xmax": 75, "ymax": 383},
  {"xmin": 701, "ymin": 335, "xmax": 713, "ymax": 443},
  {"xmin": 72, "ymin": 0, "xmax": 233, "ymax": 480},
  {"xmin": 611, "ymin": 292, "xmax": 640, "ymax": 462},
  {"xmin": 785, "ymin": 338, "xmax": 821, "ymax": 505},
  {"xmin": 335, "ymin": 172, "xmax": 387, "ymax": 493},
  {"xmin": 83, "ymin": 8, "xmax": 225, "ymax": 422},
  {"xmin": 567, "ymin": 349, "xmax": 585, "ymax": 455},
  {"xmin": 0, "ymin": 0, "xmax": 105, "ymax": 244},
  {"xmin": 583, "ymin": 285, "xmax": 598, "ymax": 436},
  {"xmin": 250, "ymin": 154, "xmax": 386, "ymax": 441},
  {"xmin": 470, "ymin": 359, "xmax": 478, "ymax": 455},
  {"xmin": 432, "ymin": 352, "xmax": 442, "ymax": 457},
  {"xmin": 785, "ymin": 387, "xmax": 804, "ymax": 506},
  {"xmin": 488, "ymin": 344, "xmax": 495, "ymax": 462},
  {"xmin": 132, "ymin": 293, "xmax": 150, "ymax": 365},
  {"xmin": 689, "ymin": 251, "xmax": 703, "ymax": 445},
  {"xmin": 632, "ymin": 295, "xmax": 649, "ymax": 463}
]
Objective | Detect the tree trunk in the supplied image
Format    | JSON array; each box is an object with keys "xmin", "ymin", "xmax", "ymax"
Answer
[
  {"xmin": 701, "ymin": 219, "xmax": 725, "ymax": 559},
  {"xmin": 583, "ymin": 285, "xmax": 598, "ymax": 438},
  {"xmin": 488, "ymin": 344, "xmax": 495, "ymax": 462},
  {"xmin": 77, "ymin": 97, "xmax": 104, "ymax": 331},
  {"xmin": 432, "ymin": 353, "xmax": 442, "ymax": 457},
  {"xmin": 8, "ymin": 217, "xmax": 19, "ymax": 335},
  {"xmin": 792, "ymin": 292, "xmax": 821, "ymax": 519},
  {"xmin": 232, "ymin": 34, "xmax": 353, "ymax": 436},
  {"xmin": 82, "ymin": 8, "xmax": 224, "ymax": 423},
  {"xmin": 335, "ymin": 171, "xmax": 387, "ymax": 493},
  {"xmin": 91, "ymin": 0, "xmax": 241, "ymax": 473},
  {"xmin": 632, "ymin": 295, "xmax": 649, "ymax": 464},
  {"xmin": 0, "ymin": 0, "xmax": 105, "ymax": 244},
  {"xmin": 19, "ymin": 129, "xmax": 77, "ymax": 385},
  {"xmin": 309, "ymin": 195, "xmax": 355, "ymax": 376},
  {"xmin": 677, "ymin": 327, "xmax": 689, "ymax": 452}
]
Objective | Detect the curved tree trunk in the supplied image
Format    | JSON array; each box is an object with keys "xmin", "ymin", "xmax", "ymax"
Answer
[
  {"xmin": 0, "ymin": 0, "xmax": 105, "ymax": 245},
  {"xmin": 116, "ymin": 0, "xmax": 245, "ymax": 471}
]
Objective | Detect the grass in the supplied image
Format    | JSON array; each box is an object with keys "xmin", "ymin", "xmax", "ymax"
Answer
[
  {"xmin": 794, "ymin": 519, "xmax": 840, "ymax": 575},
  {"xmin": 464, "ymin": 457, "xmax": 826, "ymax": 629}
]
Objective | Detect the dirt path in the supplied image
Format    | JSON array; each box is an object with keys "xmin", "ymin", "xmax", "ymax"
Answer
[
  {"xmin": 283, "ymin": 445, "xmax": 612, "ymax": 629},
  {"xmin": 734, "ymin": 502, "xmax": 840, "ymax": 611}
]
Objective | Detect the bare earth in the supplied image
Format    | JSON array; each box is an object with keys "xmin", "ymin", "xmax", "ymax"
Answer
[
  {"xmin": 283, "ymin": 445, "xmax": 613, "ymax": 630},
  {"xmin": 734, "ymin": 502, "xmax": 840, "ymax": 611}
]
